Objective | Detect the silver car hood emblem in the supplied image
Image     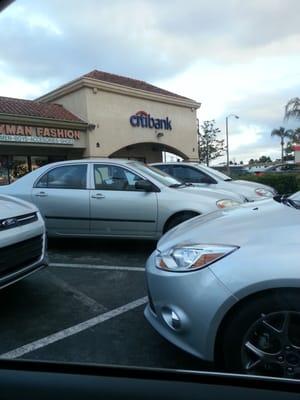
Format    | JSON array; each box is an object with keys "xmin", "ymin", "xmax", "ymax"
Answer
[{"xmin": 1, "ymin": 218, "xmax": 18, "ymax": 227}]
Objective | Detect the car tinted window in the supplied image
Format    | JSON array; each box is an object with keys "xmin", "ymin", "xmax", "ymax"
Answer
[
  {"xmin": 155, "ymin": 164, "xmax": 171, "ymax": 175},
  {"xmin": 36, "ymin": 165, "xmax": 87, "ymax": 189},
  {"xmin": 94, "ymin": 164, "xmax": 143, "ymax": 191},
  {"xmin": 130, "ymin": 162, "xmax": 180, "ymax": 186},
  {"xmin": 172, "ymin": 165, "xmax": 209, "ymax": 183},
  {"xmin": 200, "ymin": 165, "xmax": 232, "ymax": 181}
]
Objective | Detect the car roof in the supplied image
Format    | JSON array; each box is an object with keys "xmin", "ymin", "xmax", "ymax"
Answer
[
  {"xmin": 151, "ymin": 162, "xmax": 199, "ymax": 166},
  {"xmin": 42, "ymin": 158, "xmax": 140, "ymax": 167}
]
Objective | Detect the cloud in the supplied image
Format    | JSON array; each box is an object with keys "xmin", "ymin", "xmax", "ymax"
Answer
[
  {"xmin": 2, "ymin": 0, "xmax": 300, "ymax": 87},
  {"xmin": 1, "ymin": 0, "xmax": 300, "ymax": 162}
]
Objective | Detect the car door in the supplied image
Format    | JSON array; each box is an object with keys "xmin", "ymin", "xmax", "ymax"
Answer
[
  {"xmin": 90, "ymin": 163, "xmax": 158, "ymax": 237},
  {"xmin": 31, "ymin": 163, "xmax": 90, "ymax": 235}
]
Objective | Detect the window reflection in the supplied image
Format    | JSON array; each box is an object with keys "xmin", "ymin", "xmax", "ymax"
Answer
[{"xmin": 0, "ymin": 155, "xmax": 66, "ymax": 184}]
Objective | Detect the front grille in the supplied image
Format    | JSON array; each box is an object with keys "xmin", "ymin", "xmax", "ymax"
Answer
[
  {"xmin": 0, "ymin": 212, "xmax": 38, "ymax": 232},
  {"xmin": 0, "ymin": 235, "xmax": 43, "ymax": 277}
]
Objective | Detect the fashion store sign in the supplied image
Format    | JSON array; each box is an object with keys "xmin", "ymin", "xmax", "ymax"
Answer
[{"xmin": 0, "ymin": 124, "xmax": 82, "ymax": 145}]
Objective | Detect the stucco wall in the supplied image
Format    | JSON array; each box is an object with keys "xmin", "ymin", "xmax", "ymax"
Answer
[
  {"xmin": 53, "ymin": 88, "xmax": 89, "ymax": 122},
  {"xmin": 52, "ymin": 86, "xmax": 199, "ymax": 162}
]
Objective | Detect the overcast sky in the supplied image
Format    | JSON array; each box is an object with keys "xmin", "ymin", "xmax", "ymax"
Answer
[{"xmin": 1, "ymin": 0, "xmax": 300, "ymax": 163}]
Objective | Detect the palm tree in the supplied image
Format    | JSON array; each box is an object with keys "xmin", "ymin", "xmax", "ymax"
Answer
[
  {"xmin": 291, "ymin": 127, "xmax": 300, "ymax": 143},
  {"xmin": 285, "ymin": 97, "xmax": 300, "ymax": 120},
  {"xmin": 271, "ymin": 127, "xmax": 293, "ymax": 163}
]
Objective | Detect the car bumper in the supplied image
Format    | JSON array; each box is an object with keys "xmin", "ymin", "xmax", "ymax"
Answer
[
  {"xmin": 0, "ymin": 215, "xmax": 48, "ymax": 289},
  {"xmin": 144, "ymin": 251, "xmax": 237, "ymax": 361}
]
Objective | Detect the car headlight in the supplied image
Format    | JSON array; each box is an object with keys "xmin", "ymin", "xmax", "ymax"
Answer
[
  {"xmin": 155, "ymin": 244, "xmax": 239, "ymax": 272},
  {"xmin": 255, "ymin": 188, "xmax": 274, "ymax": 197},
  {"xmin": 216, "ymin": 199, "xmax": 241, "ymax": 209}
]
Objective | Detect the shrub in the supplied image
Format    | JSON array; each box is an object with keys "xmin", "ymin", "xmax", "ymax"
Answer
[{"xmin": 235, "ymin": 173, "xmax": 300, "ymax": 195}]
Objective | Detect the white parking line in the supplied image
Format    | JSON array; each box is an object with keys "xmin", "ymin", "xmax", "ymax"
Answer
[
  {"xmin": 47, "ymin": 271, "xmax": 107, "ymax": 314},
  {"xmin": 0, "ymin": 296, "xmax": 148, "ymax": 360},
  {"xmin": 50, "ymin": 263, "xmax": 144, "ymax": 272}
]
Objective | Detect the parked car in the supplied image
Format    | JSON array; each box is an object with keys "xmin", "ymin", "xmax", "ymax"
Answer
[
  {"xmin": 145, "ymin": 191, "xmax": 300, "ymax": 378},
  {"xmin": 212, "ymin": 165, "xmax": 251, "ymax": 178},
  {"xmin": 255, "ymin": 163, "xmax": 300, "ymax": 176},
  {"xmin": 151, "ymin": 162, "xmax": 277, "ymax": 201},
  {"xmin": 0, "ymin": 194, "xmax": 47, "ymax": 289},
  {"xmin": 0, "ymin": 159, "xmax": 246, "ymax": 239}
]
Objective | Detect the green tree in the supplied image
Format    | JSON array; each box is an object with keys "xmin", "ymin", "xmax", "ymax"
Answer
[
  {"xmin": 258, "ymin": 155, "xmax": 272, "ymax": 163},
  {"xmin": 198, "ymin": 120, "xmax": 225, "ymax": 166},
  {"xmin": 283, "ymin": 142, "xmax": 295, "ymax": 161},
  {"xmin": 290, "ymin": 127, "xmax": 300, "ymax": 143},
  {"xmin": 283, "ymin": 127, "xmax": 300, "ymax": 161},
  {"xmin": 285, "ymin": 98, "xmax": 300, "ymax": 120},
  {"xmin": 271, "ymin": 127, "xmax": 293, "ymax": 163}
]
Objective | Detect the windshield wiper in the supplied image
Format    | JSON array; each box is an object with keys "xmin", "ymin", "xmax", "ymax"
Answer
[
  {"xmin": 224, "ymin": 178, "xmax": 232, "ymax": 181},
  {"xmin": 282, "ymin": 198, "xmax": 300, "ymax": 209},
  {"xmin": 169, "ymin": 182, "xmax": 193, "ymax": 188},
  {"xmin": 274, "ymin": 195, "xmax": 300, "ymax": 209}
]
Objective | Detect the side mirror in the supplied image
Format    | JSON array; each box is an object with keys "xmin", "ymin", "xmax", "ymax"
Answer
[{"xmin": 135, "ymin": 180, "xmax": 155, "ymax": 192}]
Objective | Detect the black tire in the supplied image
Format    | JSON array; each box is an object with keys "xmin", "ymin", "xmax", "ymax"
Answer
[
  {"xmin": 164, "ymin": 211, "xmax": 199, "ymax": 233},
  {"xmin": 220, "ymin": 291, "xmax": 300, "ymax": 378}
]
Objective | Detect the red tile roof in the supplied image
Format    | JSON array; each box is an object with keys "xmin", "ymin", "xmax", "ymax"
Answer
[
  {"xmin": 0, "ymin": 96, "xmax": 86, "ymax": 123},
  {"xmin": 83, "ymin": 70, "xmax": 194, "ymax": 101}
]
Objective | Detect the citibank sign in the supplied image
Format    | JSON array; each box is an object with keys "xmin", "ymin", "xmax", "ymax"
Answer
[{"xmin": 129, "ymin": 111, "xmax": 172, "ymax": 130}]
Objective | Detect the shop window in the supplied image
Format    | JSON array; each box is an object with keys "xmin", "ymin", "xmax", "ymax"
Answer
[
  {"xmin": 0, "ymin": 156, "xmax": 9, "ymax": 185},
  {"xmin": 31, "ymin": 156, "xmax": 50, "ymax": 171},
  {"xmin": 36, "ymin": 164, "xmax": 87, "ymax": 189},
  {"xmin": 10, "ymin": 156, "xmax": 30, "ymax": 183}
]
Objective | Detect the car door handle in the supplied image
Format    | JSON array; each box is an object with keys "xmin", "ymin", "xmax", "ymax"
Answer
[
  {"xmin": 91, "ymin": 193, "xmax": 105, "ymax": 199},
  {"xmin": 35, "ymin": 191, "xmax": 48, "ymax": 197}
]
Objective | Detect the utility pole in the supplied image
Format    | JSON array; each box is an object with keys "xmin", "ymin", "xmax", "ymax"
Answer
[{"xmin": 225, "ymin": 114, "xmax": 239, "ymax": 175}]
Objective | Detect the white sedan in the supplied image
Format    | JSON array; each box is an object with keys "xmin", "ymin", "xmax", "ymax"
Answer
[
  {"xmin": 152, "ymin": 162, "xmax": 277, "ymax": 201},
  {"xmin": 0, "ymin": 194, "xmax": 47, "ymax": 289},
  {"xmin": 0, "ymin": 159, "xmax": 245, "ymax": 239}
]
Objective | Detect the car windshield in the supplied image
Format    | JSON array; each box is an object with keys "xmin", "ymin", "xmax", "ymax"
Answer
[
  {"xmin": 1, "ymin": 0, "xmax": 300, "ymax": 384},
  {"xmin": 130, "ymin": 162, "xmax": 183, "ymax": 187},
  {"xmin": 287, "ymin": 191, "xmax": 300, "ymax": 208},
  {"xmin": 197, "ymin": 164, "xmax": 233, "ymax": 181}
]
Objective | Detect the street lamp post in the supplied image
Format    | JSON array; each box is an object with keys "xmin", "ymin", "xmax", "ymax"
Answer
[{"xmin": 225, "ymin": 114, "xmax": 239, "ymax": 176}]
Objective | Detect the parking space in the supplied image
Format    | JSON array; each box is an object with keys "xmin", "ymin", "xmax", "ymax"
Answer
[{"xmin": 0, "ymin": 238, "xmax": 212, "ymax": 371}]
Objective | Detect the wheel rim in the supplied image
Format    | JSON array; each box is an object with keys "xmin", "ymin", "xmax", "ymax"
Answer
[{"xmin": 241, "ymin": 311, "xmax": 300, "ymax": 378}]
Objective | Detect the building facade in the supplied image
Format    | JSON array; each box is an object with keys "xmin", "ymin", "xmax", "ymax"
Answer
[
  {"xmin": 292, "ymin": 145, "xmax": 300, "ymax": 163},
  {"xmin": 0, "ymin": 70, "xmax": 200, "ymax": 184}
]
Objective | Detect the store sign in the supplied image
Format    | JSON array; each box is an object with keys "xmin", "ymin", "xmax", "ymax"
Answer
[
  {"xmin": 129, "ymin": 111, "xmax": 172, "ymax": 130},
  {"xmin": 0, "ymin": 124, "xmax": 81, "ymax": 145}
]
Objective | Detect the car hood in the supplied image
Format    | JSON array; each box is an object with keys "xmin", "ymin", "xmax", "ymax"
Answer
[
  {"xmin": 178, "ymin": 186, "xmax": 245, "ymax": 203},
  {"xmin": 157, "ymin": 198, "xmax": 299, "ymax": 252},
  {"xmin": 232, "ymin": 179, "xmax": 275, "ymax": 192},
  {"xmin": 0, "ymin": 194, "xmax": 37, "ymax": 220}
]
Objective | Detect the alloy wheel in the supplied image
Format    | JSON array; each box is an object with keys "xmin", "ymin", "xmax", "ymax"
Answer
[{"xmin": 241, "ymin": 311, "xmax": 300, "ymax": 378}]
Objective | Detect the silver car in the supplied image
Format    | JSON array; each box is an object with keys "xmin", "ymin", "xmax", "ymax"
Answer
[
  {"xmin": 145, "ymin": 192, "xmax": 300, "ymax": 378},
  {"xmin": 0, "ymin": 159, "xmax": 244, "ymax": 239},
  {"xmin": 0, "ymin": 194, "xmax": 47, "ymax": 289},
  {"xmin": 152, "ymin": 162, "xmax": 276, "ymax": 201}
]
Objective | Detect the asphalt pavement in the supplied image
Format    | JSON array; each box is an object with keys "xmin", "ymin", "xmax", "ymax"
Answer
[{"xmin": 0, "ymin": 238, "xmax": 213, "ymax": 372}]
